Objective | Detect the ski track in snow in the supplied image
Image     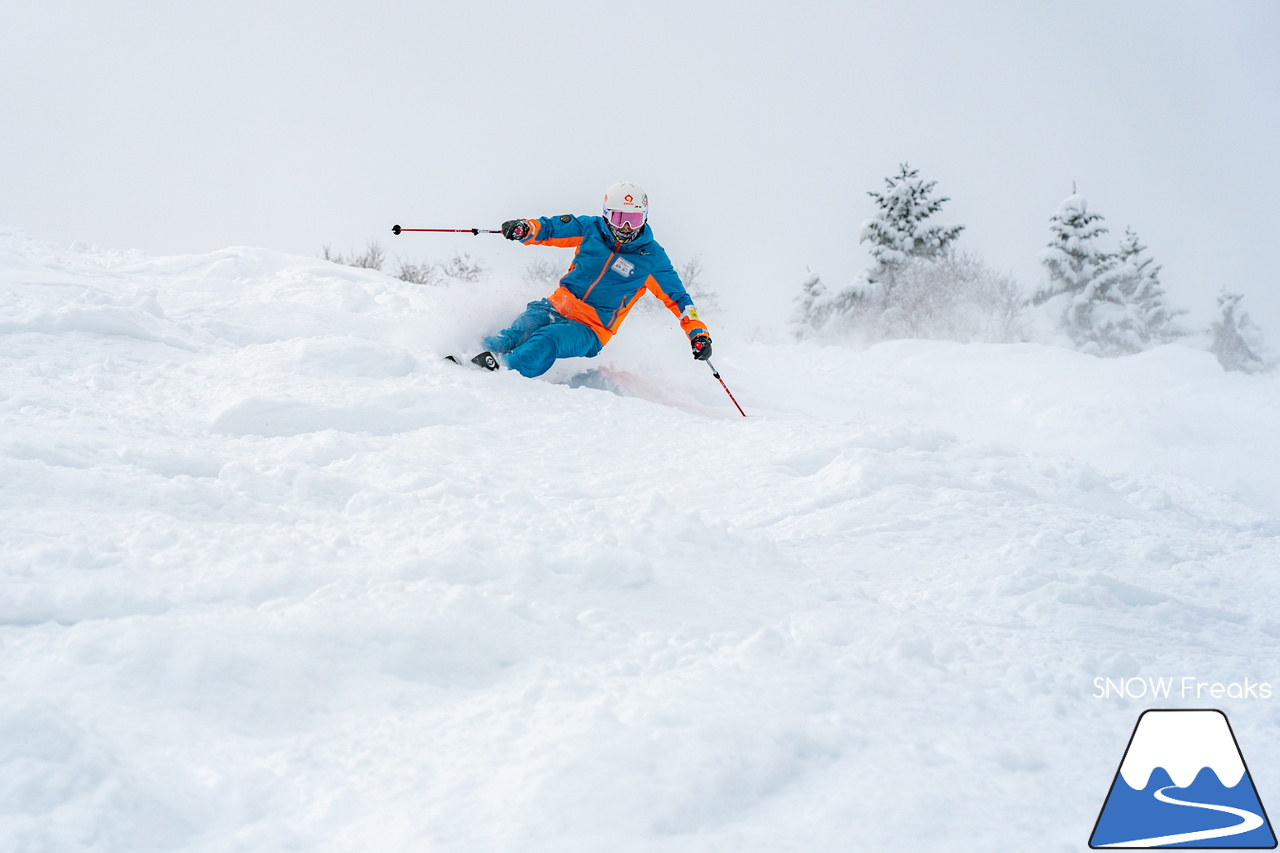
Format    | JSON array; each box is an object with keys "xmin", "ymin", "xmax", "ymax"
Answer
[
  {"xmin": 1099, "ymin": 785, "xmax": 1265, "ymax": 848},
  {"xmin": 2, "ymin": 227, "xmax": 1279, "ymax": 852}
]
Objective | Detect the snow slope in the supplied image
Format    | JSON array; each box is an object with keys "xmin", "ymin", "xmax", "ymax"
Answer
[{"xmin": 2, "ymin": 227, "xmax": 1279, "ymax": 852}]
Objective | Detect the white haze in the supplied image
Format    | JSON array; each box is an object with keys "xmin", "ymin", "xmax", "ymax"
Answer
[{"xmin": 2, "ymin": 1, "xmax": 1278, "ymax": 333}]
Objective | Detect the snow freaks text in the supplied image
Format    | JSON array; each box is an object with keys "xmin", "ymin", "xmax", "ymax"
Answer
[{"xmin": 1092, "ymin": 677, "xmax": 1273, "ymax": 701}]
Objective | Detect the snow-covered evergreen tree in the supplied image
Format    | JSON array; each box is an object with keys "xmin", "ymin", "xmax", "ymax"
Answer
[
  {"xmin": 1112, "ymin": 227, "xmax": 1185, "ymax": 346},
  {"xmin": 1035, "ymin": 194, "xmax": 1109, "ymax": 305},
  {"xmin": 1034, "ymin": 193, "xmax": 1123, "ymax": 352},
  {"xmin": 861, "ymin": 164, "xmax": 966, "ymax": 282},
  {"xmin": 791, "ymin": 271, "xmax": 831, "ymax": 335},
  {"xmin": 795, "ymin": 164, "xmax": 963, "ymax": 337},
  {"xmin": 1210, "ymin": 290, "xmax": 1270, "ymax": 373},
  {"xmin": 1036, "ymin": 195, "xmax": 1187, "ymax": 356}
]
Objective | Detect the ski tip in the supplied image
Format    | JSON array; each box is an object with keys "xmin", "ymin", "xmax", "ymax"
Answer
[
  {"xmin": 470, "ymin": 351, "xmax": 499, "ymax": 372},
  {"xmin": 443, "ymin": 353, "xmax": 500, "ymax": 372}
]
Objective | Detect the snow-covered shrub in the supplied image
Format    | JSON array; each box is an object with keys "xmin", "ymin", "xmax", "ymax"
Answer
[
  {"xmin": 438, "ymin": 251, "xmax": 485, "ymax": 283},
  {"xmin": 631, "ymin": 255, "xmax": 719, "ymax": 318},
  {"xmin": 387, "ymin": 252, "xmax": 487, "ymax": 286},
  {"xmin": 395, "ymin": 259, "xmax": 440, "ymax": 286},
  {"xmin": 1210, "ymin": 290, "xmax": 1272, "ymax": 373},
  {"xmin": 322, "ymin": 239, "xmax": 477, "ymax": 286},
  {"xmin": 795, "ymin": 252, "xmax": 1025, "ymax": 344},
  {"xmin": 679, "ymin": 256, "xmax": 720, "ymax": 316},
  {"xmin": 323, "ymin": 240, "xmax": 386, "ymax": 271},
  {"xmin": 522, "ymin": 258, "xmax": 563, "ymax": 289},
  {"xmin": 885, "ymin": 252, "xmax": 1027, "ymax": 343}
]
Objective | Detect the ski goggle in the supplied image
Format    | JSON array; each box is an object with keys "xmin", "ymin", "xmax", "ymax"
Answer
[{"xmin": 606, "ymin": 209, "xmax": 646, "ymax": 229}]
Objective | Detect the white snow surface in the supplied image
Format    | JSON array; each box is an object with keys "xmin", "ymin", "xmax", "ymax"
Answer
[{"xmin": 2, "ymin": 226, "xmax": 1279, "ymax": 851}]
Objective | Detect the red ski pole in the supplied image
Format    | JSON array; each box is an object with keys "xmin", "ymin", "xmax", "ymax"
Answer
[
  {"xmin": 392, "ymin": 224, "xmax": 502, "ymax": 236},
  {"xmin": 706, "ymin": 360, "xmax": 746, "ymax": 417}
]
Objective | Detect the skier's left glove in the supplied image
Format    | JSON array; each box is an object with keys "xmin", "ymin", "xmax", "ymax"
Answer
[
  {"xmin": 690, "ymin": 334, "xmax": 712, "ymax": 361},
  {"xmin": 502, "ymin": 219, "xmax": 532, "ymax": 241}
]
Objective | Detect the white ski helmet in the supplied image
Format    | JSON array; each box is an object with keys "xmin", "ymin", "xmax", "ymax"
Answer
[
  {"xmin": 602, "ymin": 181, "xmax": 648, "ymax": 241},
  {"xmin": 603, "ymin": 181, "xmax": 648, "ymax": 217}
]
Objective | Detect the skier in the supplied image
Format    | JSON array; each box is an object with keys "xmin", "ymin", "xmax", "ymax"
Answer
[{"xmin": 466, "ymin": 182, "xmax": 713, "ymax": 377}]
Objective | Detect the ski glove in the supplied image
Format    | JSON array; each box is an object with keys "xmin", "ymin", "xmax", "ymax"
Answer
[
  {"xmin": 502, "ymin": 219, "xmax": 532, "ymax": 241},
  {"xmin": 691, "ymin": 334, "xmax": 712, "ymax": 361}
]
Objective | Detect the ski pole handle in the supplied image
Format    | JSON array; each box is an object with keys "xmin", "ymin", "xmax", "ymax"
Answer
[{"xmin": 392, "ymin": 224, "xmax": 502, "ymax": 236}]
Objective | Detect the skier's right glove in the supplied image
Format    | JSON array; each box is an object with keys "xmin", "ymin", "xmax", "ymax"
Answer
[
  {"xmin": 502, "ymin": 219, "xmax": 532, "ymax": 241},
  {"xmin": 690, "ymin": 334, "xmax": 712, "ymax": 361}
]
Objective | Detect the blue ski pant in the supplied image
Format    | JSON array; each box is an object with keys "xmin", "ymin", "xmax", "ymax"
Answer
[{"xmin": 483, "ymin": 299, "xmax": 602, "ymax": 378}]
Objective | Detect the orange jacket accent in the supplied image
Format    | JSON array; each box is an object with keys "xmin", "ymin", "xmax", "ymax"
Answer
[{"xmin": 548, "ymin": 286, "xmax": 615, "ymax": 344}]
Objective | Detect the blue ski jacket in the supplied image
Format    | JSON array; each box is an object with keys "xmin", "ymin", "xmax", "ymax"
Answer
[{"xmin": 519, "ymin": 214, "xmax": 710, "ymax": 346}]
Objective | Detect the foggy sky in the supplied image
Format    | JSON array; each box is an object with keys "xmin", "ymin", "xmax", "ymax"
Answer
[{"xmin": 4, "ymin": 1, "xmax": 1277, "ymax": 330}]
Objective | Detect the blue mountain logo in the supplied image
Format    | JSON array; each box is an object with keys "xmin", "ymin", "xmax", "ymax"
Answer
[{"xmin": 1091, "ymin": 709, "xmax": 1276, "ymax": 848}]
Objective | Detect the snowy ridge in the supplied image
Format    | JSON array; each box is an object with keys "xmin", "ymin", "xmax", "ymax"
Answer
[
  {"xmin": 1118, "ymin": 710, "xmax": 1246, "ymax": 790},
  {"xmin": 2, "ymin": 228, "xmax": 1279, "ymax": 851}
]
